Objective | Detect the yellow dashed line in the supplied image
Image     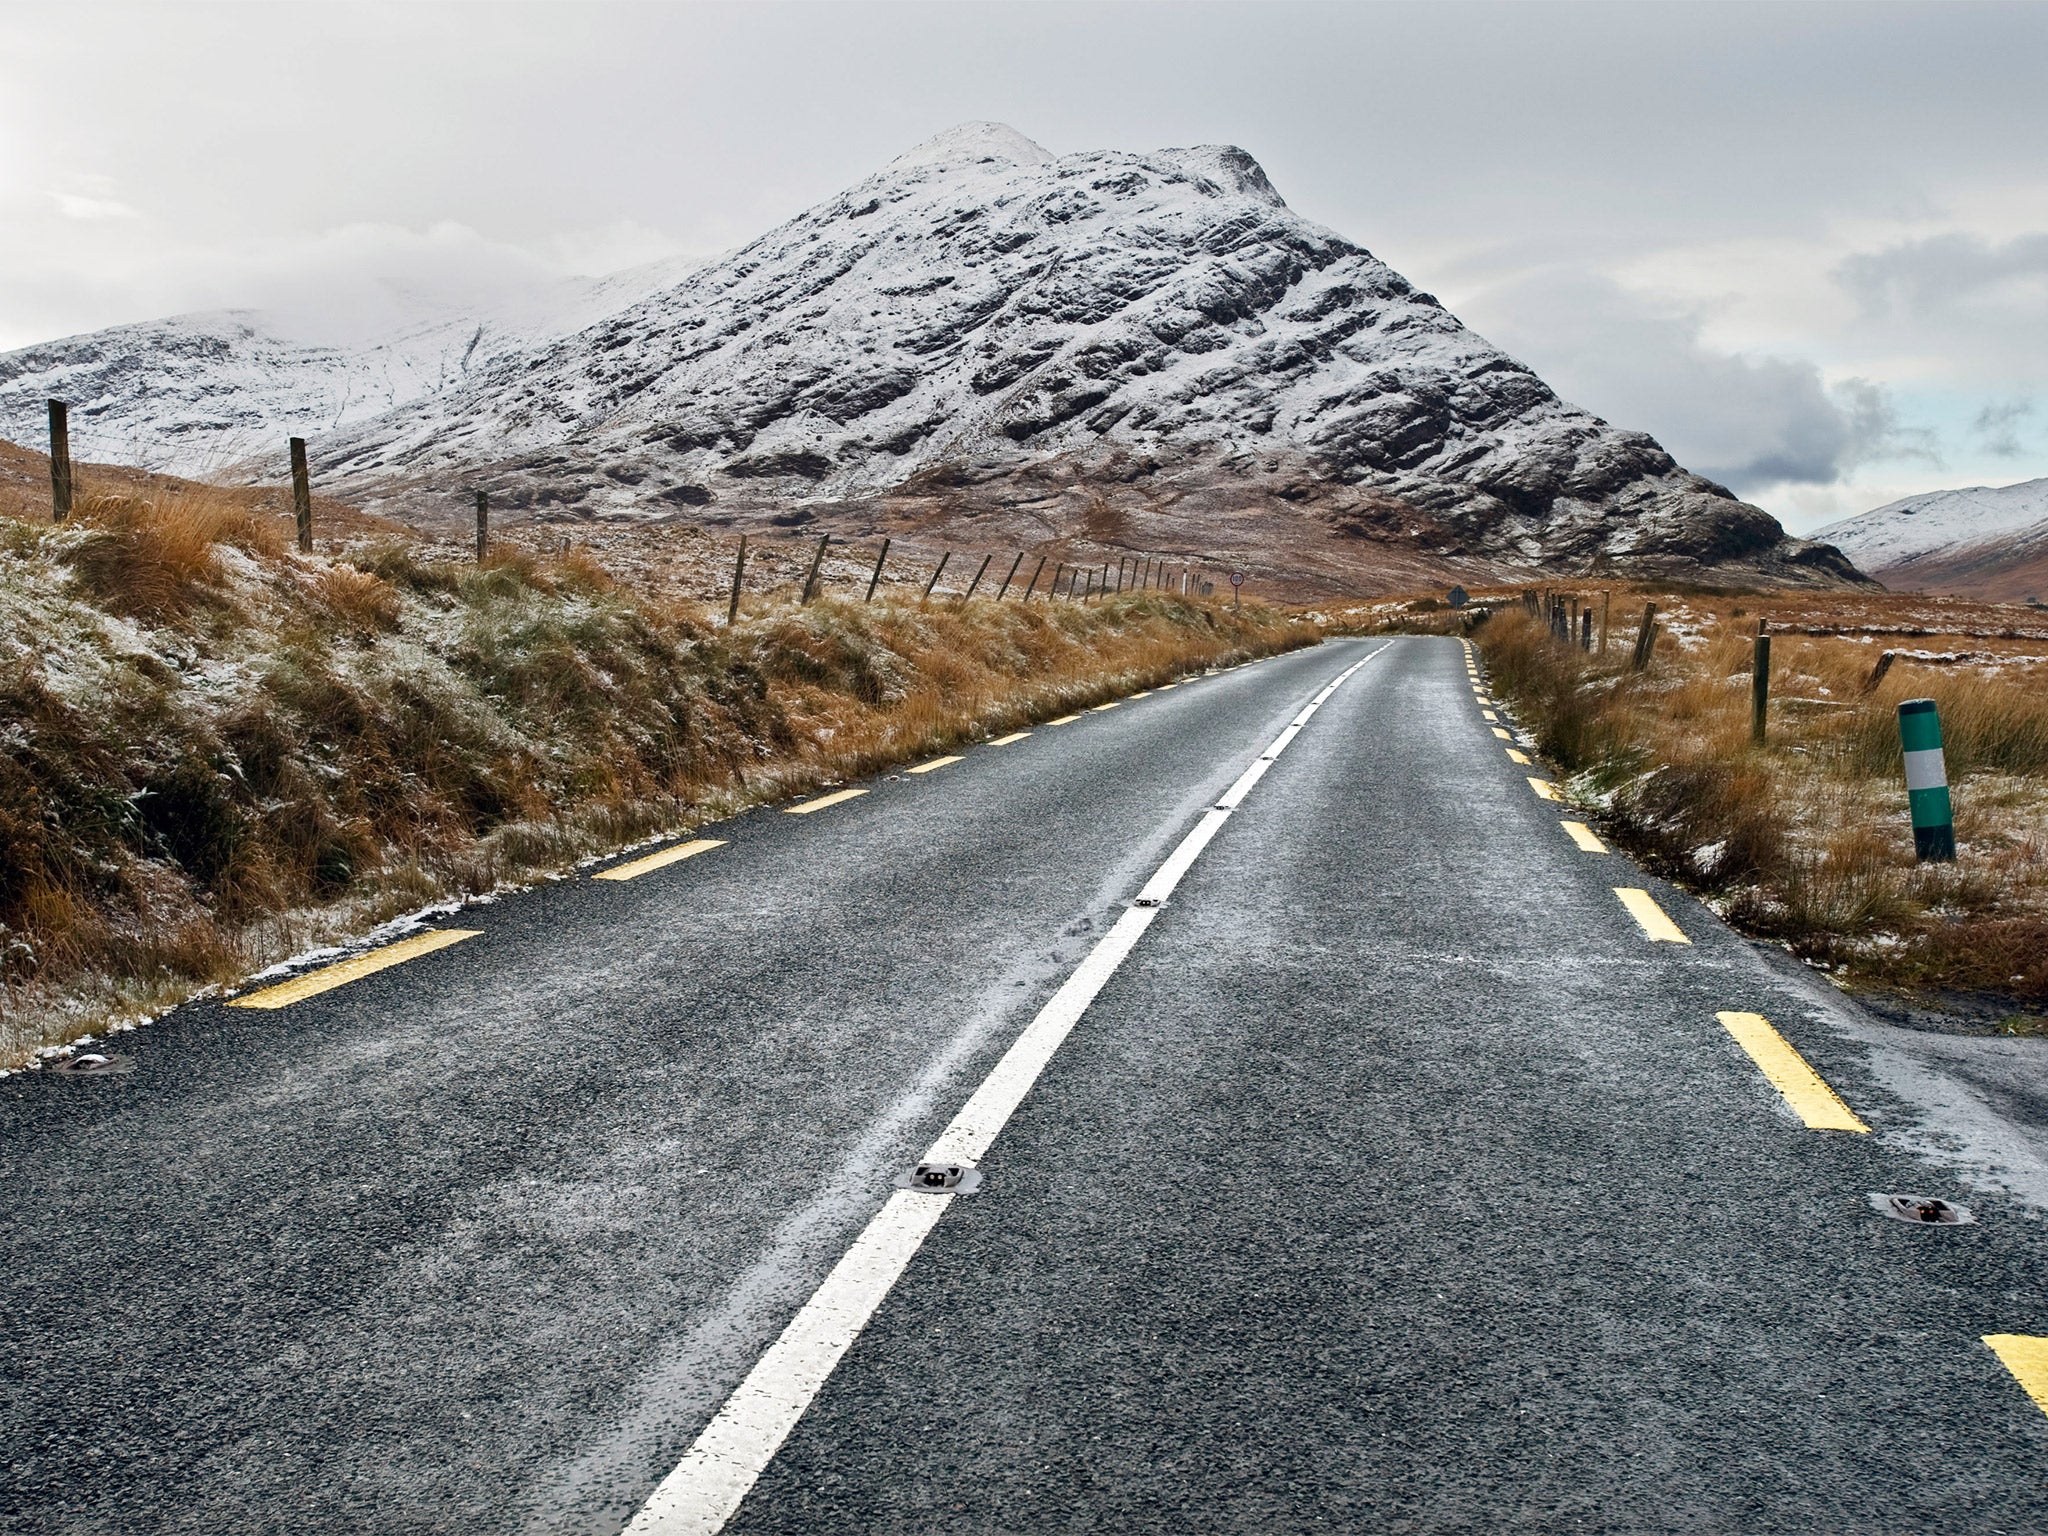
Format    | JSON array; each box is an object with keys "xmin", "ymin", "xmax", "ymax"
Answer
[
  {"xmin": 1483, "ymin": 710, "xmax": 1499, "ymax": 722},
  {"xmin": 1507, "ymin": 748, "xmax": 1531, "ymax": 764},
  {"xmin": 786, "ymin": 788, "xmax": 867, "ymax": 814},
  {"xmin": 907, "ymin": 755, "xmax": 962, "ymax": 774},
  {"xmin": 1527, "ymin": 777, "xmax": 1559, "ymax": 801},
  {"xmin": 987, "ymin": 731, "xmax": 1030, "ymax": 746},
  {"xmin": 1127, "ymin": 691, "xmax": 1152, "ymax": 699},
  {"xmin": 1560, "ymin": 820, "xmax": 1606, "ymax": 853},
  {"xmin": 594, "ymin": 838, "xmax": 726, "ymax": 882},
  {"xmin": 1984, "ymin": 1336, "xmax": 2048, "ymax": 1419},
  {"xmin": 1045, "ymin": 714, "xmax": 1082, "ymax": 726},
  {"xmin": 1492, "ymin": 726, "xmax": 1512, "ymax": 740},
  {"xmin": 1093, "ymin": 701, "xmax": 1122, "ymax": 712},
  {"xmin": 1616, "ymin": 887, "xmax": 1690, "ymax": 943},
  {"xmin": 229, "ymin": 930, "xmax": 481, "ymax": 1009},
  {"xmin": 1715, "ymin": 1011, "xmax": 1868, "ymax": 1131}
]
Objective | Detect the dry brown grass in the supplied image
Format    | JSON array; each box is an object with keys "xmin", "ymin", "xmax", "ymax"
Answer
[
  {"xmin": 63, "ymin": 486, "xmax": 286, "ymax": 618},
  {"xmin": 0, "ymin": 500, "xmax": 1311, "ymax": 1067},
  {"xmin": 1474, "ymin": 590, "xmax": 2048, "ymax": 1007}
]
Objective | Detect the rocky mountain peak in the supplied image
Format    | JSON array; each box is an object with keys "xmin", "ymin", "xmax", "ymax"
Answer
[
  {"xmin": 0, "ymin": 126, "xmax": 1862, "ymax": 591},
  {"xmin": 887, "ymin": 121, "xmax": 1056, "ymax": 172}
]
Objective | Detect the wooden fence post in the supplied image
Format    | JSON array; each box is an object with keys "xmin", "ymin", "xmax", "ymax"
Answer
[
  {"xmin": 962, "ymin": 552, "xmax": 994, "ymax": 602},
  {"xmin": 47, "ymin": 400, "xmax": 73, "ymax": 524},
  {"xmin": 1861, "ymin": 650, "xmax": 1896, "ymax": 696},
  {"xmin": 866, "ymin": 536, "xmax": 890, "ymax": 601},
  {"xmin": 474, "ymin": 490, "xmax": 489, "ymax": 562},
  {"xmin": 1022, "ymin": 554, "xmax": 1046, "ymax": 600},
  {"xmin": 1050, "ymin": 562, "xmax": 1065, "ymax": 598},
  {"xmin": 1751, "ymin": 620, "xmax": 1771, "ymax": 744},
  {"xmin": 922, "ymin": 551, "xmax": 951, "ymax": 603},
  {"xmin": 1630, "ymin": 601, "xmax": 1659, "ymax": 671},
  {"xmin": 995, "ymin": 551, "xmax": 1024, "ymax": 600},
  {"xmin": 290, "ymin": 437, "xmax": 313, "ymax": 553},
  {"xmin": 726, "ymin": 535, "xmax": 748, "ymax": 626},
  {"xmin": 800, "ymin": 533, "xmax": 830, "ymax": 605}
]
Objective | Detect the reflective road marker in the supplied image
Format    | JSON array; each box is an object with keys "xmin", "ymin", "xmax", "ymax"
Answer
[
  {"xmin": 228, "ymin": 930, "xmax": 480, "ymax": 1009},
  {"xmin": 1716, "ymin": 1011, "xmax": 1869, "ymax": 1132},
  {"xmin": 1984, "ymin": 1335, "xmax": 2048, "ymax": 1419},
  {"xmin": 907, "ymin": 756, "xmax": 962, "ymax": 775},
  {"xmin": 622, "ymin": 642, "xmax": 1392, "ymax": 1536},
  {"xmin": 785, "ymin": 788, "xmax": 867, "ymax": 815},
  {"xmin": 1616, "ymin": 887, "xmax": 1691, "ymax": 943},
  {"xmin": 595, "ymin": 839, "xmax": 726, "ymax": 882},
  {"xmin": 1560, "ymin": 821, "xmax": 1607, "ymax": 853}
]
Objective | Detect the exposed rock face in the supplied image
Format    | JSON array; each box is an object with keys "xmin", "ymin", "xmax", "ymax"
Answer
[{"xmin": 0, "ymin": 123, "xmax": 1861, "ymax": 589}]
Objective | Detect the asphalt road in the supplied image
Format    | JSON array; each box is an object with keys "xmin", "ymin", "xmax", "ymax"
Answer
[{"xmin": 5, "ymin": 635, "xmax": 2047, "ymax": 1534}]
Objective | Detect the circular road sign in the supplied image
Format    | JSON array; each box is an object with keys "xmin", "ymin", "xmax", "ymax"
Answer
[{"xmin": 1230, "ymin": 571, "xmax": 1245, "ymax": 588}]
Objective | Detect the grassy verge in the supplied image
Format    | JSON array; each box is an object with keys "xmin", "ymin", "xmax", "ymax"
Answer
[
  {"xmin": 1474, "ymin": 595, "xmax": 2048, "ymax": 1015},
  {"xmin": 0, "ymin": 485, "xmax": 1316, "ymax": 1067}
]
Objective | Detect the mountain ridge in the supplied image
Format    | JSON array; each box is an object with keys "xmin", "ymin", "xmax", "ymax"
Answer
[
  {"xmin": 0, "ymin": 123, "xmax": 1860, "ymax": 592},
  {"xmin": 1817, "ymin": 477, "xmax": 2048, "ymax": 602}
]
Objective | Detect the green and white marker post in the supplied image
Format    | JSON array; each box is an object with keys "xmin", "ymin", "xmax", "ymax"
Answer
[{"xmin": 1897, "ymin": 698, "xmax": 1956, "ymax": 862}]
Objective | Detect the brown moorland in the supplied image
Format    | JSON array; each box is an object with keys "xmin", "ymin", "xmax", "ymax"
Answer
[
  {"xmin": 1456, "ymin": 585, "xmax": 2048, "ymax": 1021},
  {"xmin": 0, "ymin": 445, "xmax": 1317, "ymax": 1068}
]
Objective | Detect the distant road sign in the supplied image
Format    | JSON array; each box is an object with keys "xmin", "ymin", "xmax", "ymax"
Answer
[
  {"xmin": 1447, "ymin": 585, "xmax": 1468, "ymax": 609},
  {"xmin": 1230, "ymin": 572, "xmax": 1245, "ymax": 588}
]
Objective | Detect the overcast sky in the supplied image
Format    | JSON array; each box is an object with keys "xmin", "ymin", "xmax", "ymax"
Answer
[{"xmin": 3, "ymin": 0, "xmax": 2043, "ymax": 533}]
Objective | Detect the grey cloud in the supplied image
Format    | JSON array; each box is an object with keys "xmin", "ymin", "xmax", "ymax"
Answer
[
  {"xmin": 1836, "ymin": 233, "xmax": 2048, "ymax": 317},
  {"xmin": 1971, "ymin": 398, "xmax": 2035, "ymax": 457},
  {"xmin": 1458, "ymin": 272, "xmax": 1939, "ymax": 495}
]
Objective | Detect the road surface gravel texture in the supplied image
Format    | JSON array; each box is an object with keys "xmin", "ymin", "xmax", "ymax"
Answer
[{"xmin": 4, "ymin": 637, "xmax": 2046, "ymax": 1534}]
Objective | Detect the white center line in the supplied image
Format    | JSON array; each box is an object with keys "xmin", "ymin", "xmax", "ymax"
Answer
[{"xmin": 621, "ymin": 640, "xmax": 1391, "ymax": 1536}]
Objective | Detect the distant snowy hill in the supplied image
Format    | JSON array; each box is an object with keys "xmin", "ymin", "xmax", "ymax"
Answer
[
  {"xmin": 0, "ymin": 254, "xmax": 702, "ymax": 473},
  {"xmin": 1815, "ymin": 478, "xmax": 2048, "ymax": 602},
  {"xmin": 0, "ymin": 124, "xmax": 1857, "ymax": 588}
]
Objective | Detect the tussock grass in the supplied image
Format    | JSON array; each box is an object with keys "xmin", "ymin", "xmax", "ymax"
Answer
[
  {"xmin": 0, "ymin": 502, "xmax": 1311, "ymax": 1066},
  {"xmin": 64, "ymin": 487, "xmax": 285, "ymax": 618},
  {"xmin": 1476, "ymin": 596, "xmax": 2048, "ymax": 1006}
]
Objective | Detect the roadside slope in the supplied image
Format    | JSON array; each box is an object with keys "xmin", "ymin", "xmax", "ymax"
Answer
[{"xmin": 0, "ymin": 478, "xmax": 1313, "ymax": 1066}]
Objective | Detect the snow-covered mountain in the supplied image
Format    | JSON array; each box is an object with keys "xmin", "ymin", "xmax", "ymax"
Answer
[
  {"xmin": 1816, "ymin": 479, "xmax": 2048, "ymax": 570},
  {"xmin": 1815, "ymin": 478, "xmax": 2048, "ymax": 602},
  {"xmin": 0, "ymin": 124, "xmax": 1857, "ymax": 587},
  {"xmin": 0, "ymin": 254, "xmax": 702, "ymax": 473}
]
